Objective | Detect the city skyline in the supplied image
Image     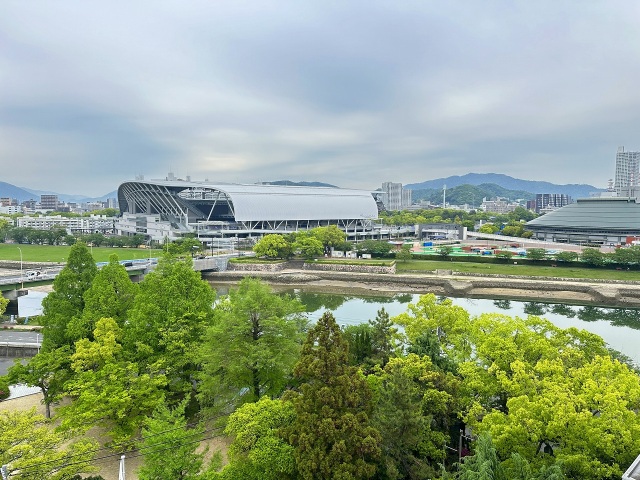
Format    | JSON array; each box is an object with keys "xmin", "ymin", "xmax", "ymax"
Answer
[{"xmin": 2, "ymin": 1, "xmax": 640, "ymax": 195}]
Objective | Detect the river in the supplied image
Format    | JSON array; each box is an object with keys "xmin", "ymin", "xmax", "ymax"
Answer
[{"xmin": 211, "ymin": 284, "xmax": 640, "ymax": 366}]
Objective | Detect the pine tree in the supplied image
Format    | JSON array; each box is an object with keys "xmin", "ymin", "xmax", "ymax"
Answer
[{"xmin": 285, "ymin": 311, "xmax": 381, "ymax": 480}]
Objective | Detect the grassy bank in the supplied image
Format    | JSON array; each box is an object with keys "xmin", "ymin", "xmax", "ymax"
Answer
[
  {"xmin": 396, "ymin": 259, "xmax": 640, "ymax": 281},
  {"xmin": 0, "ymin": 244, "xmax": 164, "ymax": 263}
]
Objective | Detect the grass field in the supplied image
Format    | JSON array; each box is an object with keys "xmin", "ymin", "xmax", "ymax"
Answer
[
  {"xmin": 396, "ymin": 259, "xmax": 640, "ymax": 281},
  {"xmin": 0, "ymin": 244, "xmax": 164, "ymax": 263}
]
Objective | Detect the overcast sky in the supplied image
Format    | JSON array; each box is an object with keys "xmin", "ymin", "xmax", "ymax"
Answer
[{"xmin": 2, "ymin": 1, "xmax": 640, "ymax": 196}]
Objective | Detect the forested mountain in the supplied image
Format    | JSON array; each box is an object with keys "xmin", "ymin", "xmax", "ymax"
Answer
[
  {"xmin": 405, "ymin": 173, "xmax": 601, "ymax": 200},
  {"xmin": 411, "ymin": 183, "xmax": 534, "ymax": 206},
  {"xmin": 0, "ymin": 181, "xmax": 38, "ymax": 202}
]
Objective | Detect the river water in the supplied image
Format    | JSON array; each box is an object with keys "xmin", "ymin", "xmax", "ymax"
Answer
[{"xmin": 210, "ymin": 284, "xmax": 640, "ymax": 366}]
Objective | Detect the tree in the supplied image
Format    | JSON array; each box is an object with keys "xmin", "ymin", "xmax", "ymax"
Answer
[
  {"xmin": 479, "ymin": 224, "xmax": 498, "ymax": 234},
  {"xmin": 581, "ymin": 247, "xmax": 606, "ymax": 267},
  {"xmin": 198, "ymin": 278, "xmax": 306, "ymax": 414},
  {"xmin": 220, "ymin": 397, "xmax": 297, "ymax": 480},
  {"xmin": 138, "ymin": 399, "xmax": 207, "ymax": 480},
  {"xmin": 0, "ymin": 408, "xmax": 98, "ymax": 480},
  {"xmin": 0, "ymin": 295, "xmax": 8, "ymax": 316},
  {"xmin": 526, "ymin": 248, "xmax": 547, "ymax": 261},
  {"xmin": 555, "ymin": 251, "xmax": 578, "ymax": 263},
  {"xmin": 368, "ymin": 307, "xmax": 398, "ymax": 367},
  {"xmin": 41, "ymin": 242, "xmax": 97, "ymax": 351},
  {"xmin": 67, "ymin": 254, "xmax": 139, "ymax": 343},
  {"xmin": 8, "ymin": 346, "xmax": 73, "ymax": 418},
  {"xmin": 395, "ymin": 244, "xmax": 412, "ymax": 263},
  {"xmin": 124, "ymin": 254, "xmax": 215, "ymax": 400},
  {"xmin": 311, "ymin": 225, "xmax": 347, "ymax": 251},
  {"xmin": 369, "ymin": 355, "xmax": 460, "ymax": 480},
  {"xmin": 438, "ymin": 245, "xmax": 454, "ymax": 258},
  {"xmin": 253, "ymin": 234, "xmax": 292, "ymax": 259},
  {"xmin": 354, "ymin": 240, "xmax": 393, "ymax": 258},
  {"xmin": 61, "ymin": 318, "xmax": 167, "ymax": 444},
  {"xmin": 293, "ymin": 234, "xmax": 324, "ymax": 259},
  {"xmin": 0, "ymin": 375, "xmax": 9, "ymax": 400},
  {"xmin": 496, "ymin": 250, "xmax": 514, "ymax": 262},
  {"xmin": 285, "ymin": 312, "xmax": 381, "ymax": 480}
]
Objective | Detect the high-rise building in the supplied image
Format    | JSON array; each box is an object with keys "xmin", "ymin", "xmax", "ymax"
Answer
[
  {"xmin": 535, "ymin": 193, "xmax": 571, "ymax": 213},
  {"xmin": 614, "ymin": 146, "xmax": 640, "ymax": 197},
  {"xmin": 40, "ymin": 194, "xmax": 59, "ymax": 210},
  {"xmin": 381, "ymin": 182, "xmax": 412, "ymax": 211}
]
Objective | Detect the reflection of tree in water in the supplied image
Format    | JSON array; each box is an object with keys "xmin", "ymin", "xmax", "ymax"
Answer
[
  {"xmin": 577, "ymin": 306, "xmax": 605, "ymax": 323},
  {"xmin": 550, "ymin": 304, "xmax": 576, "ymax": 318},
  {"xmin": 523, "ymin": 302, "xmax": 547, "ymax": 316},
  {"xmin": 493, "ymin": 299, "xmax": 511, "ymax": 310},
  {"xmin": 601, "ymin": 308, "xmax": 640, "ymax": 329},
  {"xmin": 394, "ymin": 293, "xmax": 414, "ymax": 304},
  {"xmin": 361, "ymin": 295, "xmax": 397, "ymax": 304},
  {"xmin": 294, "ymin": 292, "xmax": 349, "ymax": 312}
]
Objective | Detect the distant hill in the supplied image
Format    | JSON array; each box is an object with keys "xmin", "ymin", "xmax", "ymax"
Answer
[
  {"xmin": 0, "ymin": 181, "xmax": 117, "ymax": 203},
  {"xmin": 412, "ymin": 183, "xmax": 535, "ymax": 206},
  {"xmin": 405, "ymin": 173, "xmax": 602, "ymax": 200},
  {"xmin": 0, "ymin": 182, "xmax": 40, "ymax": 202},
  {"xmin": 261, "ymin": 180, "xmax": 338, "ymax": 188}
]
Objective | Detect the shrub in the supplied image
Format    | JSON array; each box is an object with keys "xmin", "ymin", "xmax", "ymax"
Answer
[{"xmin": 0, "ymin": 375, "xmax": 10, "ymax": 401}]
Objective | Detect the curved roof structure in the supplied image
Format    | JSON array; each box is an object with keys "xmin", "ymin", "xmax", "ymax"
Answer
[
  {"xmin": 118, "ymin": 180, "xmax": 378, "ymax": 223},
  {"xmin": 526, "ymin": 197, "xmax": 640, "ymax": 232}
]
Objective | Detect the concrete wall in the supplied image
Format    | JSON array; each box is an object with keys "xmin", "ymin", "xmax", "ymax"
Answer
[{"xmin": 303, "ymin": 262, "xmax": 396, "ymax": 274}]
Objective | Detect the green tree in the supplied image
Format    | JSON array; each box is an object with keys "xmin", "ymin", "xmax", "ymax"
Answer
[
  {"xmin": 61, "ymin": 318, "xmax": 167, "ymax": 443},
  {"xmin": 8, "ymin": 346, "xmax": 72, "ymax": 418},
  {"xmin": 355, "ymin": 240, "xmax": 393, "ymax": 257},
  {"xmin": 0, "ymin": 296, "xmax": 8, "ymax": 316},
  {"xmin": 253, "ymin": 234, "xmax": 292, "ymax": 259},
  {"xmin": 138, "ymin": 399, "xmax": 207, "ymax": 480},
  {"xmin": 555, "ymin": 251, "xmax": 578, "ymax": 263},
  {"xmin": 293, "ymin": 234, "xmax": 324, "ymax": 259},
  {"xmin": 526, "ymin": 248, "xmax": 547, "ymax": 261},
  {"xmin": 343, "ymin": 324, "xmax": 373, "ymax": 366},
  {"xmin": 67, "ymin": 254, "xmax": 139, "ymax": 343},
  {"xmin": 41, "ymin": 242, "xmax": 97, "ymax": 350},
  {"xmin": 0, "ymin": 375, "xmax": 9, "ymax": 400},
  {"xmin": 220, "ymin": 397, "xmax": 297, "ymax": 480},
  {"xmin": 125, "ymin": 254, "xmax": 215, "ymax": 399},
  {"xmin": 395, "ymin": 244, "xmax": 412, "ymax": 263},
  {"xmin": 501, "ymin": 224, "xmax": 524, "ymax": 237},
  {"xmin": 285, "ymin": 311, "xmax": 381, "ymax": 480},
  {"xmin": 311, "ymin": 225, "xmax": 347, "ymax": 251},
  {"xmin": 369, "ymin": 354, "xmax": 459, "ymax": 480},
  {"xmin": 0, "ymin": 408, "xmax": 98, "ymax": 480},
  {"xmin": 199, "ymin": 278, "xmax": 306, "ymax": 414},
  {"xmin": 496, "ymin": 250, "xmax": 514, "ymax": 262},
  {"xmin": 581, "ymin": 247, "xmax": 606, "ymax": 267},
  {"xmin": 478, "ymin": 224, "xmax": 498, "ymax": 234},
  {"xmin": 438, "ymin": 245, "xmax": 454, "ymax": 258},
  {"xmin": 368, "ymin": 307, "xmax": 398, "ymax": 367}
]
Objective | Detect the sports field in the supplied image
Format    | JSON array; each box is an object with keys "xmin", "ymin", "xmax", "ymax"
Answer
[{"xmin": 0, "ymin": 244, "xmax": 164, "ymax": 263}]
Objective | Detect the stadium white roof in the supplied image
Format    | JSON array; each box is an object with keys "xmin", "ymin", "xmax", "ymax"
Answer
[{"xmin": 118, "ymin": 180, "xmax": 379, "ymax": 222}]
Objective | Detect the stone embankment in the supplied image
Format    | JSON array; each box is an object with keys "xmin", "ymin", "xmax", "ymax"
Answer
[{"xmin": 210, "ymin": 262, "xmax": 640, "ymax": 306}]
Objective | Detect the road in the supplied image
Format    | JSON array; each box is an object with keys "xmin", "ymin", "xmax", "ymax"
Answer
[{"xmin": 0, "ymin": 330, "xmax": 41, "ymax": 344}]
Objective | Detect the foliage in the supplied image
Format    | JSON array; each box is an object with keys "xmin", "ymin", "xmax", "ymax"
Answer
[
  {"xmin": 284, "ymin": 311, "xmax": 381, "ymax": 480},
  {"xmin": 8, "ymin": 346, "xmax": 73, "ymax": 418},
  {"xmin": 311, "ymin": 225, "xmax": 347, "ymax": 249},
  {"xmin": 555, "ymin": 251, "xmax": 578, "ymax": 262},
  {"xmin": 369, "ymin": 354, "xmax": 460, "ymax": 480},
  {"xmin": 368, "ymin": 307, "xmax": 399, "ymax": 367},
  {"xmin": 438, "ymin": 245, "xmax": 454, "ymax": 258},
  {"xmin": 138, "ymin": 399, "xmax": 207, "ymax": 480},
  {"xmin": 61, "ymin": 318, "xmax": 167, "ymax": 444},
  {"xmin": 293, "ymin": 233, "xmax": 324, "ymax": 259},
  {"xmin": 67, "ymin": 253, "xmax": 139, "ymax": 343},
  {"xmin": 253, "ymin": 234, "xmax": 293, "ymax": 259},
  {"xmin": 0, "ymin": 408, "xmax": 98, "ymax": 480},
  {"xmin": 199, "ymin": 277, "xmax": 306, "ymax": 414},
  {"xmin": 526, "ymin": 248, "xmax": 547, "ymax": 261},
  {"xmin": 125, "ymin": 254, "xmax": 215, "ymax": 399},
  {"xmin": 0, "ymin": 295, "xmax": 8, "ymax": 316},
  {"xmin": 496, "ymin": 250, "xmax": 514, "ymax": 261},
  {"xmin": 0, "ymin": 375, "xmax": 9, "ymax": 400},
  {"xmin": 41, "ymin": 241, "xmax": 97, "ymax": 350},
  {"xmin": 343, "ymin": 324, "xmax": 373, "ymax": 366},
  {"xmin": 478, "ymin": 223, "xmax": 498, "ymax": 234},
  {"xmin": 220, "ymin": 397, "xmax": 297, "ymax": 480},
  {"xmin": 166, "ymin": 237, "xmax": 203, "ymax": 256},
  {"xmin": 355, "ymin": 239, "xmax": 394, "ymax": 257},
  {"xmin": 580, "ymin": 248, "xmax": 606, "ymax": 267},
  {"xmin": 395, "ymin": 244, "xmax": 413, "ymax": 262}
]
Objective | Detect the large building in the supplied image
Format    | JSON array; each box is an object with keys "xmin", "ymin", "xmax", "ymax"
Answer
[
  {"xmin": 117, "ymin": 180, "xmax": 379, "ymax": 242},
  {"xmin": 40, "ymin": 194, "xmax": 59, "ymax": 210},
  {"xmin": 526, "ymin": 197, "xmax": 640, "ymax": 245},
  {"xmin": 381, "ymin": 182, "xmax": 412, "ymax": 211},
  {"xmin": 17, "ymin": 215, "xmax": 116, "ymax": 235},
  {"xmin": 535, "ymin": 193, "xmax": 571, "ymax": 214},
  {"xmin": 614, "ymin": 146, "xmax": 640, "ymax": 197}
]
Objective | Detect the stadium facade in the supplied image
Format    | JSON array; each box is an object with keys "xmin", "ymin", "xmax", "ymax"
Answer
[
  {"xmin": 525, "ymin": 197, "xmax": 640, "ymax": 245},
  {"xmin": 116, "ymin": 180, "xmax": 380, "ymax": 243}
]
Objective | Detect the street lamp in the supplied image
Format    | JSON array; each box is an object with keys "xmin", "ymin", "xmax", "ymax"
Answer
[{"xmin": 17, "ymin": 246, "xmax": 23, "ymax": 289}]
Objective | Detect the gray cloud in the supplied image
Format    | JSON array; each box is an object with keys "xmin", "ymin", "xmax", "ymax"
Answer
[{"xmin": 2, "ymin": 1, "xmax": 640, "ymax": 195}]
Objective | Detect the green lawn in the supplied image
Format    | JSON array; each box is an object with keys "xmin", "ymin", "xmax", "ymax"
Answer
[
  {"xmin": 396, "ymin": 259, "xmax": 640, "ymax": 281},
  {"xmin": 0, "ymin": 244, "xmax": 164, "ymax": 263}
]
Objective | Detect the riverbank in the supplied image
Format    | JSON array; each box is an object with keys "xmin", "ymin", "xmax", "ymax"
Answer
[{"xmin": 206, "ymin": 267, "xmax": 640, "ymax": 307}]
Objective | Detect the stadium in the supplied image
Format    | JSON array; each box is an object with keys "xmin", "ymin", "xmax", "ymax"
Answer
[{"xmin": 116, "ymin": 179, "xmax": 381, "ymax": 243}]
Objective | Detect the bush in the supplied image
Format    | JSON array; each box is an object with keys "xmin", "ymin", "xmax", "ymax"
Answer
[{"xmin": 0, "ymin": 375, "xmax": 10, "ymax": 401}]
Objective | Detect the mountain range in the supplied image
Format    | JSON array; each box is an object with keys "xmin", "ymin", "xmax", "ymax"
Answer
[
  {"xmin": 0, "ymin": 181, "xmax": 117, "ymax": 203},
  {"xmin": 405, "ymin": 173, "xmax": 602, "ymax": 200}
]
